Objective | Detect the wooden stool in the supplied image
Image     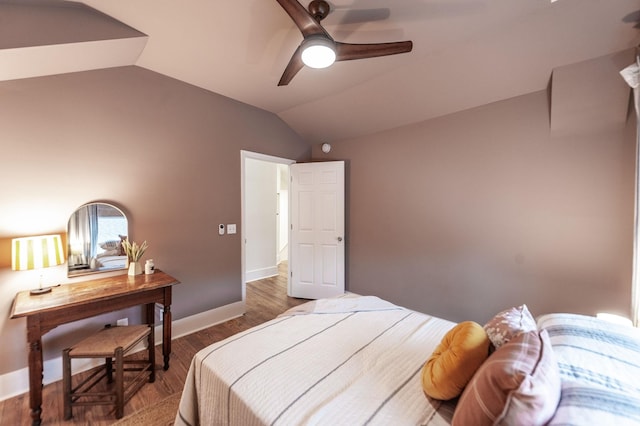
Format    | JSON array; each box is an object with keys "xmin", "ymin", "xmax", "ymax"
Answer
[{"xmin": 62, "ymin": 324, "xmax": 155, "ymax": 420}]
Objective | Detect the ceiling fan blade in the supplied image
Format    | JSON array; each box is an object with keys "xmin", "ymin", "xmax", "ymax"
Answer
[
  {"xmin": 338, "ymin": 8, "xmax": 391, "ymax": 25},
  {"xmin": 335, "ymin": 40, "xmax": 413, "ymax": 62},
  {"xmin": 278, "ymin": 44, "xmax": 305, "ymax": 86},
  {"xmin": 275, "ymin": 0, "xmax": 329, "ymax": 38}
]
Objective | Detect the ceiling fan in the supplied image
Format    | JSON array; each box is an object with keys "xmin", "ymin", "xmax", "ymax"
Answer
[{"xmin": 275, "ymin": 0, "xmax": 413, "ymax": 86}]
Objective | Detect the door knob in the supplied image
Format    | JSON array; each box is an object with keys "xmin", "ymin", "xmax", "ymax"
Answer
[{"xmin": 337, "ymin": 236, "xmax": 343, "ymax": 242}]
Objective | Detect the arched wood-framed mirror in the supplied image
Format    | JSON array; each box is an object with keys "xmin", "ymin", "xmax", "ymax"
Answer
[{"xmin": 67, "ymin": 202, "xmax": 128, "ymax": 277}]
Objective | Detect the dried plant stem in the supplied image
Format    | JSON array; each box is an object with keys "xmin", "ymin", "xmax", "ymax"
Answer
[{"xmin": 121, "ymin": 239, "xmax": 148, "ymax": 262}]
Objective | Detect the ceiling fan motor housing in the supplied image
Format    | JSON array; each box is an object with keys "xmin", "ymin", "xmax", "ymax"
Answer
[{"xmin": 308, "ymin": 0, "xmax": 330, "ymax": 21}]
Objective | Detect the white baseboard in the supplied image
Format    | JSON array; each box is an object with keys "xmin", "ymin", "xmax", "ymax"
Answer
[
  {"xmin": 0, "ymin": 300, "xmax": 246, "ymax": 402},
  {"xmin": 277, "ymin": 245, "xmax": 288, "ymax": 264},
  {"xmin": 163, "ymin": 300, "xmax": 245, "ymax": 341},
  {"xmin": 246, "ymin": 266, "xmax": 278, "ymax": 282}
]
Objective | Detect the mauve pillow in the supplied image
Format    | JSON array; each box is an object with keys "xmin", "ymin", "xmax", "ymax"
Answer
[
  {"xmin": 421, "ymin": 321, "xmax": 490, "ymax": 400},
  {"xmin": 483, "ymin": 304, "xmax": 537, "ymax": 349},
  {"xmin": 452, "ymin": 329, "xmax": 561, "ymax": 426}
]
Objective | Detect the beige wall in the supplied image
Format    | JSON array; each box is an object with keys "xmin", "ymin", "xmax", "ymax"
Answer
[
  {"xmin": 0, "ymin": 54, "xmax": 634, "ymax": 381},
  {"xmin": 313, "ymin": 88, "xmax": 635, "ymax": 324},
  {"xmin": 0, "ymin": 66, "xmax": 310, "ymax": 374}
]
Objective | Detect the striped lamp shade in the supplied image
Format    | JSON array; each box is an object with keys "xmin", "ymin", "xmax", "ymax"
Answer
[{"xmin": 11, "ymin": 234, "xmax": 65, "ymax": 271}]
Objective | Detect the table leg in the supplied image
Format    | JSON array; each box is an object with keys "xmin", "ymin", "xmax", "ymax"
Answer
[
  {"xmin": 162, "ymin": 304, "xmax": 171, "ymax": 370},
  {"xmin": 27, "ymin": 338, "xmax": 43, "ymax": 426},
  {"xmin": 145, "ymin": 303, "xmax": 156, "ymax": 382}
]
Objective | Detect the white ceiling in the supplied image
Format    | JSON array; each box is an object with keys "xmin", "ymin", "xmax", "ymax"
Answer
[{"xmin": 7, "ymin": 0, "xmax": 640, "ymax": 143}]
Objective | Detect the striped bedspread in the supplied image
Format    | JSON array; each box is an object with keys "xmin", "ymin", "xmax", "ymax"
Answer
[
  {"xmin": 537, "ymin": 313, "xmax": 640, "ymax": 426},
  {"xmin": 175, "ymin": 295, "xmax": 456, "ymax": 426}
]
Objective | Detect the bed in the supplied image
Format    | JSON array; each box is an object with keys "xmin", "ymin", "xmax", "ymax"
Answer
[
  {"xmin": 174, "ymin": 294, "xmax": 640, "ymax": 426},
  {"xmin": 94, "ymin": 254, "xmax": 126, "ymax": 268},
  {"xmin": 94, "ymin": 239, "xmax": 127, "ymax": 270}
]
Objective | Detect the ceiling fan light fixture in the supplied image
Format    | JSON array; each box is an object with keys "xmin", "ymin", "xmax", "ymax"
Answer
[{"xmin": 301, "ymin": 37, "xmax": 336, "ymax": 69}]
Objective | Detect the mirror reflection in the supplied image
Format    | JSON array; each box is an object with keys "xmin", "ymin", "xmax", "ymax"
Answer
[{"xmin": 67, "ymin": 202, "xmax": 128, "ymax": 277}]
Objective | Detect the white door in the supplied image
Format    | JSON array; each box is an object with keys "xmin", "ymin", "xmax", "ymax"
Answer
[{"xmin": 289, "ymin": 161, "xmax": 345, "ymax": 299}]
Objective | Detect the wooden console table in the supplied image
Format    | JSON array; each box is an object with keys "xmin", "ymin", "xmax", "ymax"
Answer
[{"xmin": 10, "ymin": 270, "xmax": 180, "ymax": 426}]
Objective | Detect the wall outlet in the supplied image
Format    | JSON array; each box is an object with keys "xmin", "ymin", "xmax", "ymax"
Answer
[{"xmin": 117, "ymin": 318, "xmax": 128, "ymax": 326}]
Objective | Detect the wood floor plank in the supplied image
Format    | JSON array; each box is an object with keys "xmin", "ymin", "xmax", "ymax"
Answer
[{"xmin": 0, "ymin": 262, "xmax": 306, "ymax": 425}]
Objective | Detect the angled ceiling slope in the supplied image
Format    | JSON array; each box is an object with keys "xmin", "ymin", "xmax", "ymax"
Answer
[
  {"xmin": 1, "ymin": 1, "xmax": 638, "ymax": 143},
  {"xmin": 0, "ymin": 0, "xmax": 147, "ymax": 81},
  {"xmin": 550, "ymin": 48, "xmax": 636, "ymax": 136}
]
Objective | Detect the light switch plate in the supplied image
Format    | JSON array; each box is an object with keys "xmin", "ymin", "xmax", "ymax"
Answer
[
  {"xmin": 227, "ymin": 224, "xmax": 237, "ymax": 234},
  {"xmin": 218, "ymin": 224, "xmax": 225, "ymax": 235}
]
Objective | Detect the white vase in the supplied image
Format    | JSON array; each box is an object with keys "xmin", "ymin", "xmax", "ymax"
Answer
[{"xmin": 128, "ymin": 261, "xmax": 142, "ymax": 276}]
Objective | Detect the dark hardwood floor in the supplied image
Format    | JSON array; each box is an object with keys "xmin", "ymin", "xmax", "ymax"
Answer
[{"xmin": 0, "ymin": 262, "xmax": 306, "ymax": 425}]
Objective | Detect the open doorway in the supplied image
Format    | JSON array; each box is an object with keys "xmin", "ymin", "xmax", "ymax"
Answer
[{"xmin": 240, "ymin": 151, "xmax": 295, "ymax": 302}]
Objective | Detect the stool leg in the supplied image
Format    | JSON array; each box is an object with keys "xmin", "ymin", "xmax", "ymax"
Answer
[
  {"xmin": 115, "ymin": 347, "xmax": 124, "ymax": 419},
  {"xmin": 106, "ymin": 357, "xmax": 113, "ymax": 383},
  {"xmin": 147, "ymin": 325, "xmax": 156, "ymax": 383},
  {"xmin": 62, "ymin": 348, "xmax": 72, "ymax": 420}
]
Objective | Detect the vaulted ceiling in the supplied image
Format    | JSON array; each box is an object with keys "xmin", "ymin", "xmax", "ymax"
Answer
[{"xmin": 2, "ymin": 0, "xmax": 639, "ymax": 143}]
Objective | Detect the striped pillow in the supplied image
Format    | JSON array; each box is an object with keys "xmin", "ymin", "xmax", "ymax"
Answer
[
  {"xmin": 549, "ymin": 383, "xmax": 640, "ymax": 425},
  {"xmin": 538, "ymin": 313, "xmax": 640, "ymax": 425},
  {"xmin": 99, "ymin": 240, "xmax": 121, "ymax": 250},
  {"xmin": 452, "ymin": 330, "xmax": 561, "ymax": 426}
]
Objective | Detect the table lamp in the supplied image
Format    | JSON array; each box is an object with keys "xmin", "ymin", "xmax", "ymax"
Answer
[{"xmin": 11, "ymin": 234, "xmax": 65, "ymax": 295}]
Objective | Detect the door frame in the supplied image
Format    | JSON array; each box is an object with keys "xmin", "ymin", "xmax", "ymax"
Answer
[{"xmin": 240, "ymin": 150, "xmax": 295, "ymax": 302}]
